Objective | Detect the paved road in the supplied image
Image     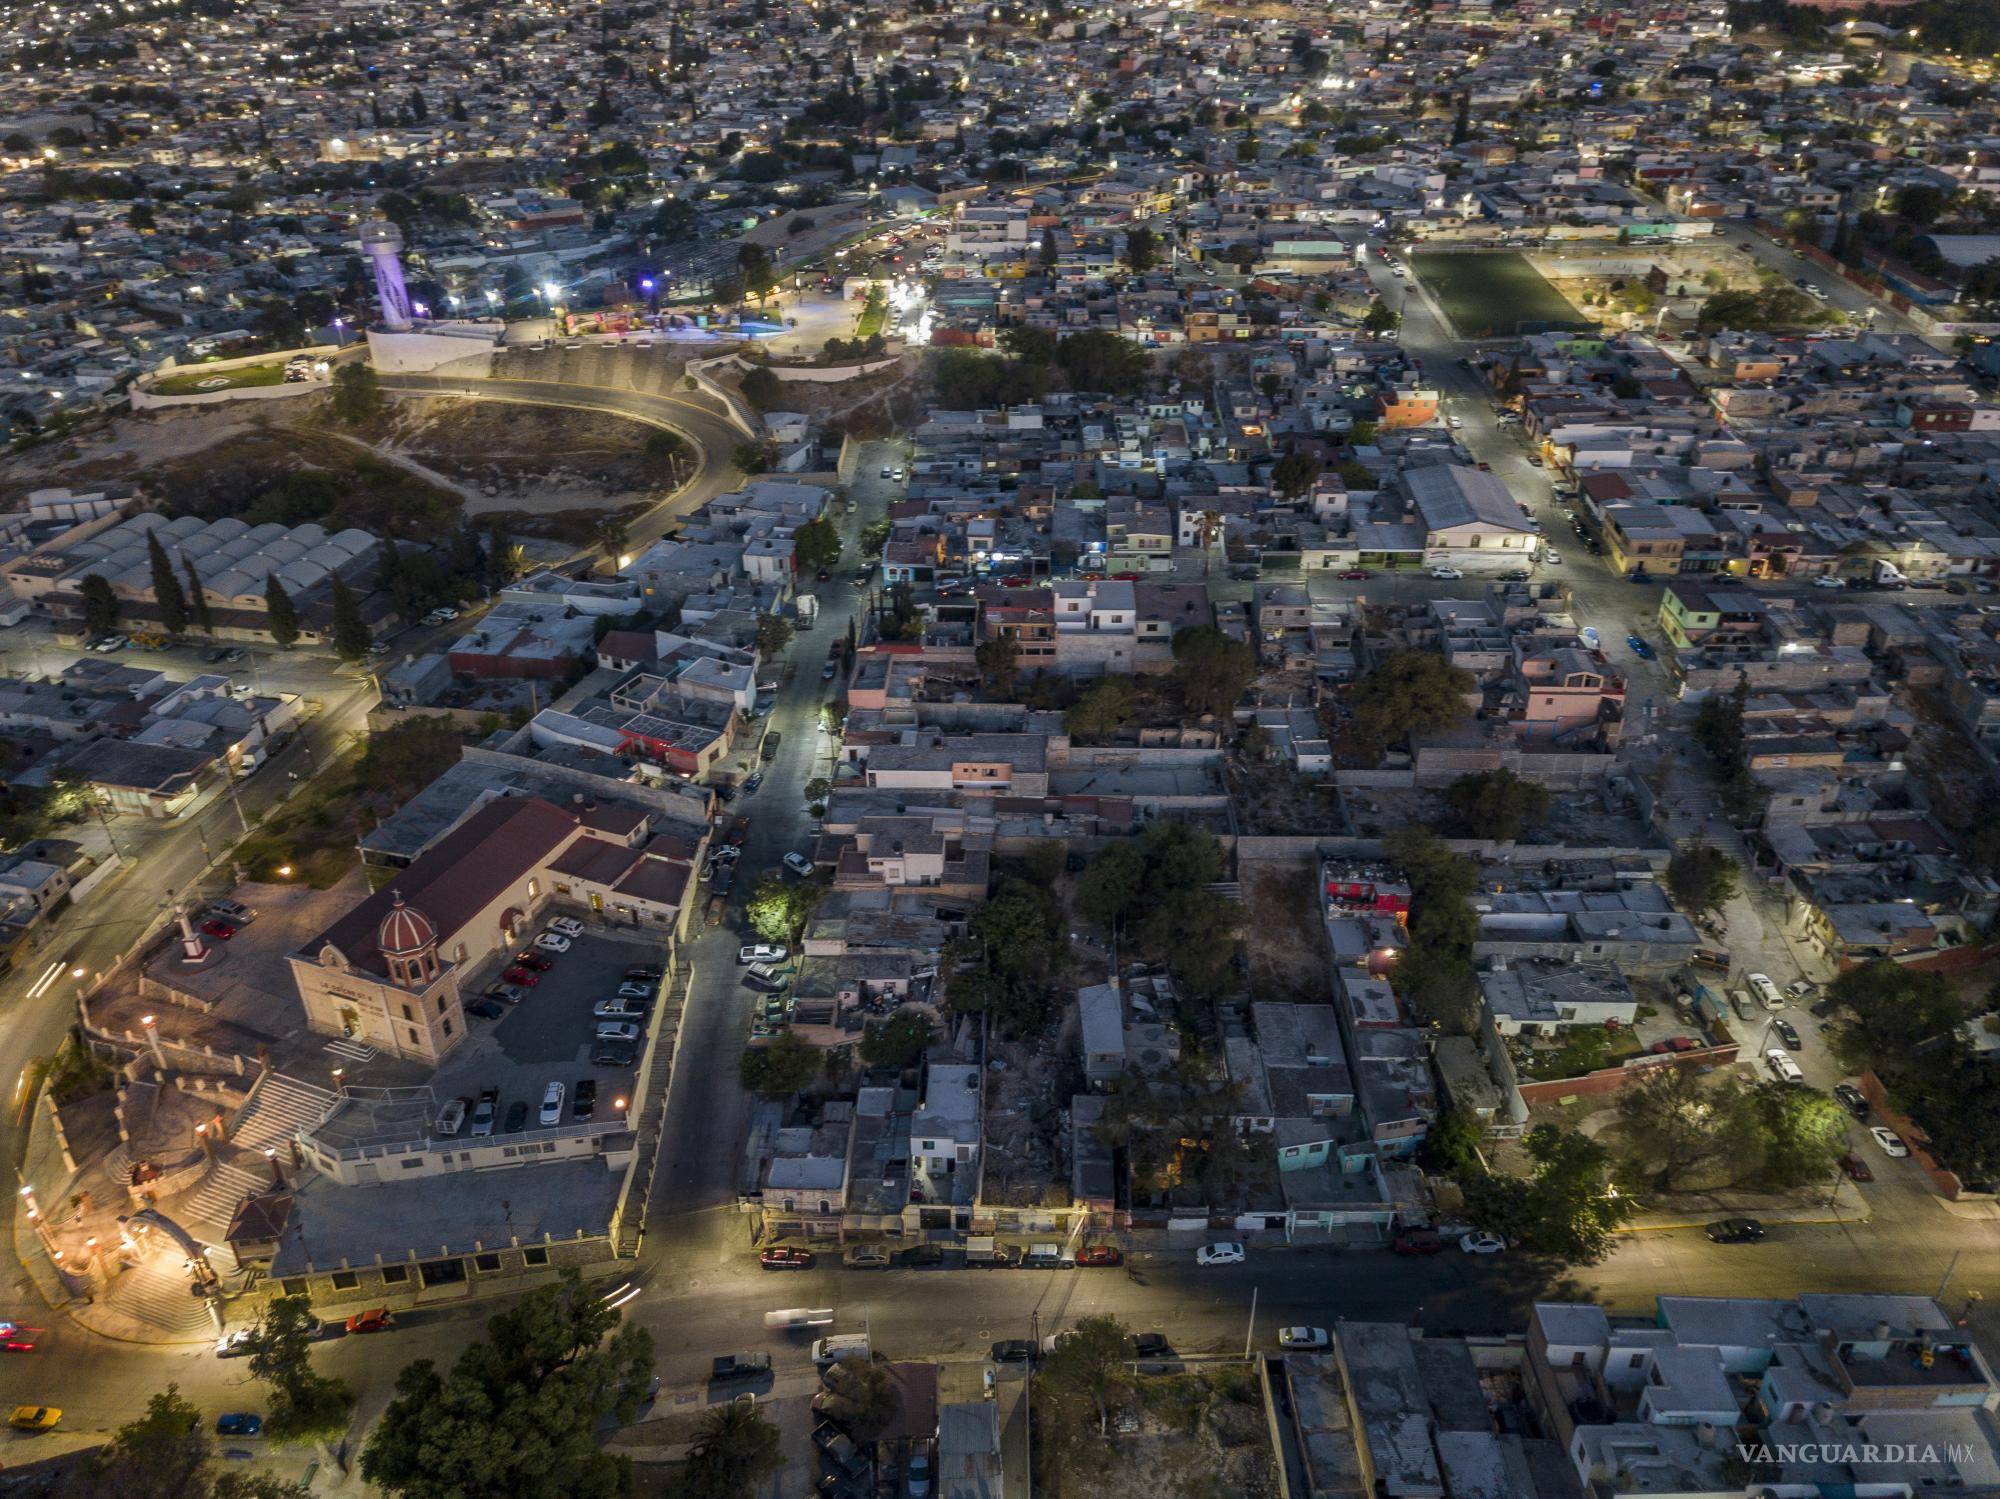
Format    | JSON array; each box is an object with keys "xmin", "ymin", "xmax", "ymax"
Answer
[{"xmin": 376, "ymin": 371, "xmax": 747, "ymax": 550}]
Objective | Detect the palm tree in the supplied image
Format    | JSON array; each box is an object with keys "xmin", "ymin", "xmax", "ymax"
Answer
[{"xmin": 1196, "ymin": 509, "xmax": 1223, "ymax": 575}]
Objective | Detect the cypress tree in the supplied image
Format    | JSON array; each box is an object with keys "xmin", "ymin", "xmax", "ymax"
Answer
[
  {"xmin": 329, "ymin": 574, "xmax": 371, "ymax": 662},
  {"xmin": 148, "ymin": 530, "xmax": 187, "ymax": 635},
  {"xmin": 265, "ymin": 573, "xmax": 300, "ymax": 649},
  {"xmin": 181, "ymin": 552, "xmax": 213, "ymax": 636}
]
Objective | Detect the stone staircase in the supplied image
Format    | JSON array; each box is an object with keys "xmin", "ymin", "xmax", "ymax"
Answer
[
  {"xmin": 230, "ymin": 1072, "xmax": 338, "ymax": 1151},
  {"xmin": 613, "ymin": 972, "xmax": 690, "ymax": 1257},
  {"xmin": 176, "ymin": 1160, "xmax": 269, "ymax": 1241},
  {"xmin": 106, "ymin": 1251, "xmax": 220, "ymax": 1340}
]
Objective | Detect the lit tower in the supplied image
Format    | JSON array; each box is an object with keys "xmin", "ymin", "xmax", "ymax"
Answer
[{"xmin": 359, "ymin": 219, "xmax": 414, "ymax": 332}]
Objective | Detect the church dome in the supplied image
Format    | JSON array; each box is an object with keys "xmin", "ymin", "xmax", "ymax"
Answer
[{"xmin": 377, "ymin": 893, "xmax": 437, "ymax": 958}]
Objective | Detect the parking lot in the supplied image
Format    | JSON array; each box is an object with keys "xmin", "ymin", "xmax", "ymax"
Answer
[{"xmin": 429, "ymin": 927, "xmax": 668, "ymax": 1138}]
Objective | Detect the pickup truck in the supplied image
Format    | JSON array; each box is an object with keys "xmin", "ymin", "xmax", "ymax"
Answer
[{"xmin": 710, "ymin": 1353, "xmax": 772, "ymax": 1383}]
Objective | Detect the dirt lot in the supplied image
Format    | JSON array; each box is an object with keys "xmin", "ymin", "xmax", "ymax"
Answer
[
  {"xmin": 372, "ymin": 397, "xmax": 667, "ymax": 515},
  {"xmin": 1053, "ymin": 1366, "xmax": 1279, "ymax": 1499},
  {"xmin": 1241, "ymin": 860, "xmax": 1328, "ymax": 1004}
]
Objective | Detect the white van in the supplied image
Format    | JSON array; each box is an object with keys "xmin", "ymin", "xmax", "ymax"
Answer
[
  {"xmin": 810, "ymin": 1333, "xmax": 871, "ymax": 1366},
  {"xmin": 763, "ymin": 1307, "xmax": 835, "ymax": 1330},
  {"xmin": 1765, "ymin": 1048, "xmax": 1805, "ymax": 1085}
]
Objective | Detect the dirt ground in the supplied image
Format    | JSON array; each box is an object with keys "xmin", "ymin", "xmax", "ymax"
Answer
[
  {"xmin": 370, "ymin": 396, "xmax": 669, "ymax": 516},
  {"xmin": 1057, "ymin": 1367, "xmax": 1279, "ymax": 1499},
  {"xmin": 1241, "ymin": 859, "xmax": 1329, "ymax": 1005}
]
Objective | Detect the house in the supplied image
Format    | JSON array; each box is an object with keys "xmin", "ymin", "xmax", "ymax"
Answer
[{"xmin": 1405, "ymin": 464, "xmax": 1538, "ymax": 562}]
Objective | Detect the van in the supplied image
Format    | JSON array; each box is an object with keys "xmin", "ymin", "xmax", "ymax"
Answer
[
  {"xmin": 810, "ymin": 1333, "xmax": 871, "ymax": 1366},
  {"xmin": 763, "ymin": 1307, "xmax": 835, "ymax": 1330},
  {"xmin": 1021, "ymin": 1243, "xmax": 1074, "ymax": 1269},
  {"xmin": 1765, "ymin": 1049, "xmax": 1805, "ymax": 1085},
  {"xmin": 962, "ymin": 1236, "xmax": 1014, "ymax": 1268},
  {"xmin": 1729, "ymin": 990, "xmax": 1755, "ymax": 1022}
]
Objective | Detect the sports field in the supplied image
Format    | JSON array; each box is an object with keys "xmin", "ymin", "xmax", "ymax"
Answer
[
  {"xmin": 1408, "ymin": 251, "xmax": 1594, "ymax": 338},
  {"xmin": 152, "ymin": 362, "xmax": 289, "ymax": 395}
]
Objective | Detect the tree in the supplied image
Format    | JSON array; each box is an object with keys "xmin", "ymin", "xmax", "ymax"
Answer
[
  {"xmin": 1035, "ymin": 1314, "xmax": 1132, "ymax": 1437},
  {"xmin": 594, "ymin": 512, "xmax": 629, "ymax": 561},
  {"xmin": 737, "ymin": 242, "xmax": 777, "ymax": 304},
  {"xmin": 1000, "ymin": 325, "xmax": 1058, "ymax": 364},
  {"xmin": 1362, "ymin": 297, "xmax": 1399, "ymax": 334},
  {"xmin": 975, "ymin": 637, "xmax": 1019, "ymax": 699},
  {"xmin": 263, "ymin": 574, "xmax": 300, "ymax": 649},
  {"xmin": 1040, "ymin": 226, "xmax": 1059, "ymax": 267},
  {"xmin": 1136, "ymin": 886, "xmax": 1240, "ymax": 1002},
  {"xmin": 1271, "ymin": 449, "xmax": 1323, "ymax": 501},
  {"xmin": 1459, "ymin": 1123, "xmax": 1628, "ymax": 1264},
  {"xmin": 72, "ymin": 1382, "xmax": 314, "ymax": 1499},
  {"xmin": 739, "ymin": 365, "xmax": 781, "ymax": 410},
  {"xmin": 794, "ymin": 515, "xmax": 843, "ymax": 572},
  {"xmin": 181, "ymin": 553, "xmax": 213, "ymax": 635},
  {"xmin": 1615, "ymin": 1066, "xmax": 1733, "ymax": 1192},
  {"xmin": 328, "ymin": 573, "xmax": 371, "ymax": 662},
  {"xmin": 245, "ymin": 1295, "xmax": 356, "ymax": 1447},
  {"xmin": 1125, "ymin": 224, "xmax": 1158, "ymax": 273},
  {"xmin": 1734, "ymin": 1082, "xmax": 1846, "ymax": 1190},
  {"xmin": 739, "ymin": 1031, "xmax": 822, "ymax": 1096},
  {"xmin": 814, "ymin": 1358, "xmax": 900, "ymax": 1440},
  {"xmin": 1171, "ymin": 626, "xmax": 1256, "ymax": 719},
  {"xmin": 361, "ymin": 1270, "xmax": 652, "ymax": 1499},
  {"xmin": 1441, "ymin": 768, "xmax": 1550, "ymax": 841},
  {"xmin": 147, "ymin": 530, "xmax": 187, "ymax": 636},
  {"xmin": 1063, "ymin": 676, "xmax": 1135, "ymax": 742},
  {"xmin": 745, "ymin": 869, "xmax": 824, "ymax": 944},
  {"xmin": 732, "ymin": 440, "xmax": 775, "ymax": 473},
  {"xmin": 860, "ymin": 1010, "xmax": 932, "ymax": 1069},
  {"xmin": 1665, "ymin": 845, "xmax": 1739, "ymax": 913},
  {"xmin": 643, "ymin": 427, "xmax": 692, "ymax": 482},
  {"xmin": 1350, "ymin": 650, "xmax": 1474, "ymax": 748},
  {"xmin": 1055, "ymin": 329, "xmax": 1150, "ymax": 396},
  {"xmin": 680, "ymin": 1400, "xmax": 784, "ymax": 1499},
  {"xmin": 1075, "ymin": 841, "xmax": 1145, "ymax": 929},
  {"xmin": 756, "ymin": 612, "xmax": 794, "ymax": 658},
  {"xmin": 80, "ymin": 572, "xmax": 118, "ymax": 636},
  {"xmin": 330, "ymin": 361, "xmax": 382, "ymax": 425}
]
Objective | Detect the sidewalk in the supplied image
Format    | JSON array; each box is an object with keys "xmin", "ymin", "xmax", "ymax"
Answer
[{"xmin": 1615, "ymin": 1178, "xmax": 1869, "ymax": 1235}]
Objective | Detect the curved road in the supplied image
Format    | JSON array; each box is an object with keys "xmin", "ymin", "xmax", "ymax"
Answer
[{"xmin": 376, "ymin": 371, "xmax": 748, "ymax": 549}]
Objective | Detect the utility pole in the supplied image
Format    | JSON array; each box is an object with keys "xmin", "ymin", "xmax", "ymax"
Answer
[
  {"xmin": 1026, "ymin": 1307, "xmax": 1037, "ymax": 1499},
  {"xmin": 1244, "ymin": 1285, "xmax": 1259, "ymax": 1362},
  {"xmin": 1938, "ymin": 1249, "xmax": 1962, "ymax": 1305}
]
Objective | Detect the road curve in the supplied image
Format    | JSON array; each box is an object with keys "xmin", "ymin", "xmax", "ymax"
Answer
[{"xmin": 376, "ymin": 372, "xmax": 748, "ymax": 547}]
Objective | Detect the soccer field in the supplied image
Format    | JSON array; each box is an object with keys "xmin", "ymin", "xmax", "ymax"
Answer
[{"xmin": 1408, "ymin": 251, "xmax": 1594, "ymax": 338}]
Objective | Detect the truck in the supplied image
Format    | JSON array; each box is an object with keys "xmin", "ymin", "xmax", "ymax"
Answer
[
  {"xmin": 763, "ymin": 1307, "xmax": 835, "ymax": 1330},
  {"xmin": 1874, "ymin": 560, "xmax": 1909, "ymax": 585},
  {"xmin": 810, "ymin": 1333, "xmax": 871, "ymax": 1367},
  {"xmin": 795, "ymin": 592, "xmax": 818, "ymax": 625},
  {"xmin": 962, "ymin": 1236, "xmax": 1015, "ymax": 1268},
  {"xmin": 709, "ymin": 1353, "xmax": 772, "ymax": 1383}
]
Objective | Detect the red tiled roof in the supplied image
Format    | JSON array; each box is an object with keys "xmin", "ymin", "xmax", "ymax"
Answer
[{"xmin": 305, "ymin": 798, "xmax": 581, "ymax": 976}]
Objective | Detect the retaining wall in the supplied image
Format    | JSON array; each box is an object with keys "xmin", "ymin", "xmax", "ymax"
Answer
[{"xmin": 1515, "ymin": 1042, "xmax": 1739, "ymax": 1109}]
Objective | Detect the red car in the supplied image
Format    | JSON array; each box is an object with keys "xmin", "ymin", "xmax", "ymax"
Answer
[
  {"xmin": 1392, "ymin": 1230, "xmax": 1444, "ymax": 1256},
  {"xmin": 999, "ymin": 574, "xmax": 1028, "ymax": 587},
  {"xmin": 199, "ymin": 919, "xmax": 236, "ymax": 940},
  {"xmin": 0, "ymin": 1320, "xmax": 38, "ymax": 1353},
  {"xmin": 1338, "ymin": 569, "xmax": 1372, "ymax": 581},
  {"xmin": 344, "ymin": 1308, "xmax": 394, "ymax": 1335},
  {"xmin": 1841, "ymin": 1152, "xmax": 1874, "ymax": 1182},
  {"xmin": 1075, "ymin": 1244, "xmax": 1123, "ymax": 1267},
  {"xmin": 759, "ymin": 1247, "xmax": 816, "ymax": 1271},
  {"xmin": 1648, "ymin": 1035, "xmax": 1698, "ymax": 1054},
  {"xmin": 1112, "ymin": 571, "xmax": 1143, "ymax": 581},
  {"xmin": 501, "ymin": 968, "xmax": 540, "ymax": 987},
  {"xmin": 513, "ymin": 952, "xmax": 553, "ymax": 971}
]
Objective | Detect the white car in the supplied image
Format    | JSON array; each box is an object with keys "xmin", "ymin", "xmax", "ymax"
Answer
[
  {"xmin": 1278, "ymin": 1327, "xmax": 1330, "ymax": 1350},
  {"xmin": 1459, "ymin": 1232, "xmax": 1506, "ymax": 1255},
  {"xmin": 533, "ymin": 933, "xmax": 572, "ymax": 954},
  {"xmin": 1812, "ymin": 576, "xmax": 1847, "ymax": 590},
  {"xmin": 547, "ymin": 917, "xmax": 585, "ymax": 939},
  {"xmin": 1542, "ymin": 550, "xmax": 1563, "ymax": 566},
  {"xmin": 595, "ymin": 1021, "xmax": 641, "ymax": 1042},
  {"xmin": 215, "ymin": 1329, "xmax": 255, "ymax": 1358},
  {"xmin": 537, "ymin": 1081, "xmax": 565, "ymax": 1127},
  {"xmin": 434, "ymin": 1097, "xmax": 467, "ymax": 1137},
  {"xmin": 739, "ymin": 943, "xmax": 788, "ymax": 965},
  {"xmin": 783, "ymin": 852, "xmax": 815, "ymax": 877},
  {"xmin": 593, "ymin": 999, "xmax": 643, "ymax": 1019},
  {"xmin": 425, "ymin": 607, "xmax": 459, "ymax": 624},
  {"xmin": 1445, "ymin": 416, "xmax": 1463, "ymax": 430},
  {"xmin": 1428, "ymin": 566, "xmax": 1463, "ymax": 581},
  {"xmin": 1195, "ymin": 1242, "xmax": 1245, "ymax": 1267},
  {"xmin": 1870, "ymin": 1126, "xmax": 1910, "ymax": 1158},
  {"xmin": 1747, "ymin": 973, "xmax": 1784, "ymax": 1010}
]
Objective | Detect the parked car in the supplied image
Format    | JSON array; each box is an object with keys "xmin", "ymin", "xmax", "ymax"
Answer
[
  {"xmin": 1195, "ymin": 1242, "xmax": 1245, "ymax": 1267},
  {"xmin": 1785, "ymin": 978, "xmax": 1817, "ymax": 1001},
  {"xmin": 501, "ymin": 967, "xmax": 540, "ymax": 986},
  {"xmin": 596, "ymin": 1021, "xmax": 642, "ymax": 1043},
  {"xmin": 1870, "ymin": 1126, "xmax": 1910, "ymax": 1158},
  {"xmin": 215, "ymin": 1330, "xmax": 254, "ymax": 1358},
  {"xmin": 199, "ymin": 919, "xmax": 237, "ymax": 940},
  {"xmin": 1337, "ymin": 569, "xmax": 1372, "ymax": 581},
  {"xmin": 538, "ymin": 1081, "xmax": 566, "ymax": 1127},
  {"xmin": 1841, "ymin": 1152, "xmax": 1873, "ymax": 1182},
  {"xmin": 591, "ymin": 1039, "xmax": 638, "ymax": 1067},
  {"xmin": 1765, "ymin": 1048, "xmax": 1805, "ymax": 1085},
  {"xmin": 842, "ymin": 1245, "xmax": 892, "ymax": 1269},
  {"xmin": 1132, "ymin": 1333, "xmax": 1172, "ymax": 1361},
  {"xmin": 1648, "ymin": 1035, "xmax": 1698, "ymax": 1054},
  {"xmin": 434, "ymin": 1097, "xmax": 468, "ymax": 1137},
  {"xmin": 784, "ymin": 851, "xmax": 815, "ymax": 877},
  {"xmin": 1625, "ymin": 634, "xmax": 1653, "ymax": 660},
  {"xmin": 207, "ymin": 899, "xmax": 255, "ymax": 924},
  {"xmin": 9, "ymin": 1406, "xmax": 60, "ymax": 1432},
  {"xmin": 740, "ymin": 943, "xmax": 788, "ymax": 965},
  {"xmin": 1392, "ymin": 1229, "xmax": 1444, "ymax": 1255},
  {"xmin": 1278, "ymin": 1327, "xmax": 1330, "ymax": 1350},
  {"xmin": 989, "ymin": 1340, "xmax": 1035, "ymax": 1363},
  {"xmin": 572, "ymin": 1079, "xmax": 597, "ymax": 1119},
  {"xmin": 547, "ymin": 917, "xmax": 585, "ymax": 938},
  {"xmin": 1772, "ymin": 1018, "xmax": 1802, "ymax": 1051},
  {"xmin": 1747, "ymin": 972, "xmax": 1784, "ymax": 1009},
  {"xmin": 469, "ymin": 1090, "xmax": 497, "ymax": 1137},
  {"xmin": 595, "ymin": 999, "xmax": 643, "ymax": 1020},
  {"xmin": 760, "ymin": 1247, "xmax": 817, "ymax": 1271},
  {"xmin": 215, "ymin": 1413, "xmax": 262, "ymax": 1437},
  {"xmin": 1074, "ymin": 1244, "xmax": 1122, "ymax": 1266},
  {"xmin": 465, "ymin": 998, "xmax": 505, "ymax": 1020},
  {"xmin": 344, "ymin": 1308, "xmax": 394, "ymax": 1335},
  {"xmin": 503, "ymin": 1101, "xmax": 529, "ymax": 1133},
  {"xmin": 1706, "ymin": 1217, "xmax": 1765, "ymax": 1244},
  {"xmin": 625, "ymin": 965, "xmax": 663, "ymax": 982},
  {"xmin": 743, "ymin": 972, "xmax": 788, "ymax": 995},
  {"xmin": 1427, "ymin": 566, "xmax": 1463, "ymax": 580},
  {"xmin": 1833, "ymin": 1083, "xmax": 1870, "ymax": 1120},
  {"xmin": 488, "ymin": 983, "xmax": 527, "ymax": 1005},
  {"xmin": 534, "ymin": 933, "xmax": 571, "ymax": 953},
  {"xmin": 1459, "ymin": 1233, "xmax": 1506, "ymax": 1255}
]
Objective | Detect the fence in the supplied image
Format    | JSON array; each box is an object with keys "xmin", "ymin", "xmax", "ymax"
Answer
[{"xmin": 1515, "ymin": 1042, "xmax": 1739, "ymax": 1109}]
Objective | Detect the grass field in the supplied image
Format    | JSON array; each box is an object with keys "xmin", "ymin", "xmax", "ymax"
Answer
[
  {"xmin": 1409, "ymin": 250, "xmax": 1594, "ymax": 338},
  {"xmin": 152, "ymin": 362, "xmax": 288, "ymax": 395}
]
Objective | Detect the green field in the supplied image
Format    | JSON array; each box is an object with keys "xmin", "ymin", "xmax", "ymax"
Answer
[
  {"xmin": 1409, "ymin": 250, "xmax": 1595, "ymax": 338},
  {"xmin": 152, "ymin": 362, "xmax": 289, "ymax": 395}
]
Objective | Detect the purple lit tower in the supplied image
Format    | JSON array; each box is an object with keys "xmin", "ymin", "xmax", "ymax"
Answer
[{"xmin": 360, "ymin": 219, "xmax": 414, "ymax": 331}]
